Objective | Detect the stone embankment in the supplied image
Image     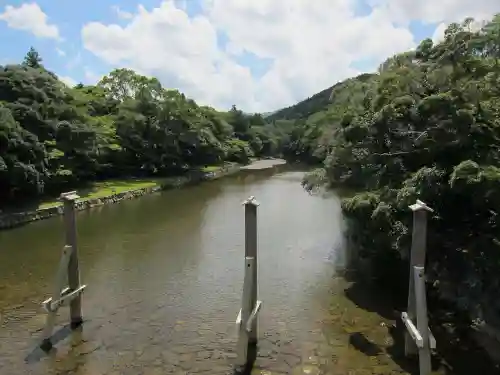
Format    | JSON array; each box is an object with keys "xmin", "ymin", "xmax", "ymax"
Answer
[
  {"xmin": 0, "ymin": 164, "xmax": 243, "ymax": 230},
  {"xmin": 0, "ymin": 160, "xmax": 285, "ymax": 230},
  {"xmin": 0, "ymin": 186, "xmax": 163, "ymax": 230}
]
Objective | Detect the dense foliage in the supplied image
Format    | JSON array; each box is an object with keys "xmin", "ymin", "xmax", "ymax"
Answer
[
  {"xmin": 0, "ymin": 58, "xmax": 288, "ymax": 206},
  {"xmin": 274, "ymin": 16, "xmax": 500, "ymax": 326}
]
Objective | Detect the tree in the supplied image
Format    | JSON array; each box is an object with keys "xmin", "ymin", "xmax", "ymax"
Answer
[
  {"xmin": 0, "ymin": 104, "xmax": 48, "ymax": 201},
  {"xmin": 22, "ymin": 47, "xmax": 43, "ymax": 69},
  {"xmin": 98, "ymin": 68, "xmax": 163, "ymax": 102}
]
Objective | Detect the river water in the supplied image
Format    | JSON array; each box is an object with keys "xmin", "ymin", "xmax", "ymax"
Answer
[{"xmin": 0, "ymin": 168, "xmax": 412, "ymax": 375}]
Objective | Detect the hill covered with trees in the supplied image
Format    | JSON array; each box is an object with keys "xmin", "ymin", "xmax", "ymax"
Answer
[
  {"xmin": 0, "ymin": 49, "xmax": 290, "ymax": 206},
  {"xmin": 271, "ymin": 15, "xmax": 500, "ymax": 334}
]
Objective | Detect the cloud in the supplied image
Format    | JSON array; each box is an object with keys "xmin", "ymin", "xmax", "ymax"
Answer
[
  {"xmin": 367, "ymin": 0, "xmax": 497, "ymax": 26},
  {"xmin": 59, "ymin": 75, "xmax": 77, "ymax": 87},
  {"xmin": 205, "ymin": 0, "xmax": 414, "ymax": 109},
  {"xmin": 81, "ymin": 0, "xmax": 497, "ymax": 112},
  {"xmin": 432, "ymin": 17, "xmax": 489, "ymax": 45},
  {"xmin": 58, "ymin": 69, "xmax": 99, "ymax": 87},
  {"xmin": 56, "ymin": 48, "xmax": 66, "ymax": 57},
  {"xmin": 431, "ymin": 23, "xmax": 447, "ymax": 44},
  {"xmin": 0, "ymin": 3, "xmax": 60, "ymax": 40},
  {"xmin": 111, "ymin": 5, "xmax": 133, "ymax": 20},
  {"xmin": 84, "ymin": 67, "xmax": 102, "ymax": 84}
]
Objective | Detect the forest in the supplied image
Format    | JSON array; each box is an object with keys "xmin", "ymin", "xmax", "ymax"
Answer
[
  {"xmin": 281, "ymin": 15, "xmax": 500, "ymax": 333},
  {"xmin": 0, "ymin": 48, "xmax": 293, "ymax": 206}
]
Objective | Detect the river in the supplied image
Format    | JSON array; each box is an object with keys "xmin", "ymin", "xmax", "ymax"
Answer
[{"xmin": 0, "ymin": 168, "xmax": 413, "ymax": 375}]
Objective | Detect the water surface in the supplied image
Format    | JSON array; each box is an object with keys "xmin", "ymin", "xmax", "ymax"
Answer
[{"xmin": 0, "ymin": 169, "xmax": 410, "ymax": 374}]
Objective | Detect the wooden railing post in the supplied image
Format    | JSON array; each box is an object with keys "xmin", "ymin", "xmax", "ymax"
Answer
[
  {"xmin": 235, "ymin": 196, "xmax": 262, "ymax": 369},
  {"xmin": 40, "ymin": 191, "xmax": 87, "ymax": 351},
  {"xmin": 401, "ymin": 199, "xmax": 435, "ymax": 375}
]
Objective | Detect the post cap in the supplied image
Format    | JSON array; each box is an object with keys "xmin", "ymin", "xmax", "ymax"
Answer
[
  {"xmin": 409, "ymin": 199, "xmax": 434, "ymax": 213},
  {"xmin": 242, "ymin": 195, "xmax": 260, "ymax": 207},
  {"xmin": 60, "ymin": 191, "xmax": 80, "ymax": 201}
]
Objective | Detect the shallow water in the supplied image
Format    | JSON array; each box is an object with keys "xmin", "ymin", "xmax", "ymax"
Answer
[{"xmin": 0, "ymin": 169, "xmax": 413, "ymax": 374}]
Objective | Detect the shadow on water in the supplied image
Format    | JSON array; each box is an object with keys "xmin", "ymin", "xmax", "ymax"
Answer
[
  {"xmin": 348, "ymin": 332, "xmax": 382, "ymax": 356},
  {"xmin": 426, "ymin": 296, "xmax": 500, "ymax": 375},
  {"xmin": 25, "ymin": 323, "xmax": 77, "ymax": 363},
  {"xmin": 233, "ymin": 343, "xmax": 257, "ymax": 375},
  {"xmin": 342, "ymin": 267, "xmax": 500, "ymax": 375}
]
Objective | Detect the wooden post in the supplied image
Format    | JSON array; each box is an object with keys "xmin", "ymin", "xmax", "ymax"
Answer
[
  {"xmin": 236, "ymin": 257, "xmax": 255, "ymax": 366},
  {"xmin": 414, "ymin": 266, "xmax": 431, "ymax": 375},
  {"xmin": 244, "ymin": 195, "xmax": 258, "ymax": 343},
  {"xmin": 401, "ymin": 199, "xmax": 435, "ymax": 375},
  {"xmin": 40, "ymin": 192, "xmax": 86, "ymax": 351},
  {"xmin": 61, "ymin": 191, "xmax": 83, "ymax": 328},
  {"xmin": 235, "ymin": 196, "xmax": 262, "ymax": 368},
  {"xmin": 405, "ymin": 200, "xmax": 433, "ymax": 355}
]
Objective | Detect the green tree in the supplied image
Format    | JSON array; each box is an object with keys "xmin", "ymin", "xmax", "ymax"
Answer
[
  {"xmin": 0, "ymin": 105, "xmax": 48, "ymax": 200},
  {"xmin": 22, "ymin": 47, "xmax": 43, "ymax": 69}
]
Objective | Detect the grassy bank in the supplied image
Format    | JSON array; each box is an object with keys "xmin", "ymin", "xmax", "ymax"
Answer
[
  {"xmin": 24, "ymin": 164, "xmax": 233, "ymax": 211},
  {"xmin": 37, "ymin": 178, "xmax": 171, "ymax": 209},
  {"xmin": 1, "ymin": 160, "xmax": 290, "ymax": 230}
]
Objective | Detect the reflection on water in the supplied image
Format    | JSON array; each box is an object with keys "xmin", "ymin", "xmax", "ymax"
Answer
[{"xmin": 0, "ymin": 169, "xmax": 413, "ymax": 374}]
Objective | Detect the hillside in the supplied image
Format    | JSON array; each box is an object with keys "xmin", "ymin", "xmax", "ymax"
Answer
[
  {"xmin": 266, "ymin": 85, "xmax": 335, "ymax": 122},
  {"xmin": 267, "ymin": 72, "xmax": 375, "ymax": 123},
  {"xmin": 266, "ymin": 72, "xmax": 376, "ymax": 163}
]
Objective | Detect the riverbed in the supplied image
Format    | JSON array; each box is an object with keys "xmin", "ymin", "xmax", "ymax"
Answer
[{"xmin": 0, "ymin": 168, "xmax": 413, "ymax": 374}]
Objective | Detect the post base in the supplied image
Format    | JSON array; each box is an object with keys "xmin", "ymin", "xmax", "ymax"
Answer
[
  {"xmin": 70, "ymin": 317, "xmax": 83, "ymax": 329},
  {"xmin": 233, "ymin": 342, "xmax": 258, "ymax": 375},
  {"xmin": 40, "ymin": 338, "xmax": 53, "ymax": 352}
]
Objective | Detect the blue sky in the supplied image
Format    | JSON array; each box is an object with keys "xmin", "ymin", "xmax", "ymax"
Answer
[
  {"xmin": 0, "ymin": 1, "xmax": 492, "ymax": 111},
  {"xmin": 0, "ymin": 1, "xmax": 214, "ymax": 83}
]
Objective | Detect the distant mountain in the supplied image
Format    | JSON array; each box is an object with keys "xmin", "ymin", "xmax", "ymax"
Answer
[
  {"xmin": 266, "ymin": 73, "xmax": 375, "ymax": 122},
  {"xmin": 261, "ymin": 110, "xmax": 277, "ymax": 117},
  {"xmin": 241, "ymin": 110, "xmax": 277, "ymax": 117}
]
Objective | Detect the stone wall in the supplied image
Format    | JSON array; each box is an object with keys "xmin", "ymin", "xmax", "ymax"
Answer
[
  {"xmin": 0, "ymin": 165, "xmax": 242, "ymax": 231},
  {"xmin": 0, "ymin": 186, "xmax": 163, "ymax": 230}
]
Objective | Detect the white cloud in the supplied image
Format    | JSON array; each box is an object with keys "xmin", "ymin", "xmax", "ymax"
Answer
[
  {"xmin": 59, "ymin": 75, "xmax": 77, "ymax": 87},
  {"xmin": 432, "ymin": 17, "xmax": 489, "ymax": 45},
  {"xmin": 57, "ymin": 69, "xmax": 100, "ymax": 87},
  {"xmin": 367, "ymin": 0, "xmax": 497, "ymax": 26},
  {"xmin": 84, "ymin": 67, "xmax": 102, "ymax": 84},
  {"xmin": 432, "ymin": 23, "xmax": 447, "ymax": 44},
  {"xmin": 56, "ymin": 48, "xmax": 66, "ymax": 57},
  {"xmin": 112, "ymin": 5, "xmax": 133, "ymax": 20},
  {"xmin": 0, "ymin": 3, "xmax": 60, "ymax": 40},
  {"xmin": 81, "ymin": 0, "xmax": 497, "ymax": 112}
]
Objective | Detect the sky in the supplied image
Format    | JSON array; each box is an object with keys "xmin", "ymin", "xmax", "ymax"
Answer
[{"xmin": 0, "ymin": 1, "xmax": 498, "ymax": 113}]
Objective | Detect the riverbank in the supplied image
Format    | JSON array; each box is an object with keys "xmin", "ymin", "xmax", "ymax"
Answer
[
  {"xmin": 333, "ymin": 268, "xmax": 500, "ymax": 375},
  {"xmin": 0, "ymin": 159, "xmax": 286, "ymax": 230}
]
